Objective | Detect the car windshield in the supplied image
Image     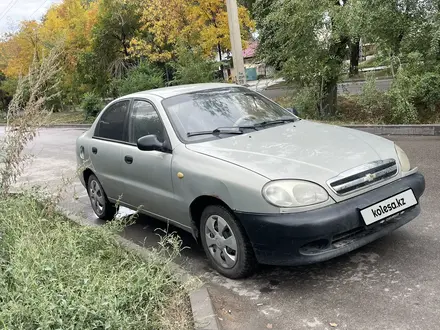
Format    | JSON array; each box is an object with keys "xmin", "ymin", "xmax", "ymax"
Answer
[{"xmin": 161, "ymin": 87, "xmax": 296, "ymax": 142}]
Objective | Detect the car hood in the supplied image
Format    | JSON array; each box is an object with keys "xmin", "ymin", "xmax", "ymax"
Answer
[{"xmin": 186, "ymin": 120, "xmax": 397, "ymax": 186}]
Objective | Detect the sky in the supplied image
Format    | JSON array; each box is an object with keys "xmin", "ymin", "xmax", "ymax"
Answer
[{"xmin": 0, "ymin": 0, "xmax": 62, "ymax": 35}]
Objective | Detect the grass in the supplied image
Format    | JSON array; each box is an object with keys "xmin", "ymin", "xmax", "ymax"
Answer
[
  {"xmin": 0, "ymin": 111, "xmax": 95, "ymax": 124},
  {"xmin": 0, "ymin": 193, "xmax": 193, "ymax": 329},
  {"xmin": 358, "ymin": 57, "xmax": 390, "ymax": 69}
]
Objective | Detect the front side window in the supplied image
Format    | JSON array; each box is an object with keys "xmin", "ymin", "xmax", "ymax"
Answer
[
  {"xmin": 161, "ymin": 87, "xmax": 295, "ymax": 142},
  {"xmin": 130, "ymin": 100, "xmax": 165, "ymax": 143},
  {"xmin": 95, "ymin": 100, "xmax": 130, "ymax": 141}
]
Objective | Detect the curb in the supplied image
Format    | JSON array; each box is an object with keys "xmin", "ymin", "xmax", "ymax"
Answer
[
  {"xmin": 190, "ymin": 285, "xmax": 222, "ymax": 330},
  {"xmin": 340, "ymin": 76, "xmax": 393, "ymax": 83},
  {"xmin": 58, "ymin": 207, "xmax": 221, "ymax": 330},
  {"xmin": 343, "ymin": 124, "xmax": 440, "ymax": 136}
]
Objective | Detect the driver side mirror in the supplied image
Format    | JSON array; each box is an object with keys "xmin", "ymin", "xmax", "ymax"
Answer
[
  {"xmin": 286, "ymin": 107, "xmax": 299, "ymax": 116},
  {"xmin": 137, "ymin": 135, "xmax": 168, "ymax": 152}
]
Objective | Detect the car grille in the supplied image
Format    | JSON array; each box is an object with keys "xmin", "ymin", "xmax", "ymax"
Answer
[{"xmin": 327, "ymin": 159, "xmax": 398, "ymax": 195}]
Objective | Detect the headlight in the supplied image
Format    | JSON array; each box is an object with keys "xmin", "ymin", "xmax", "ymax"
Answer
[
  {"xmin": 395, "ymin": 144, "xmax": 411, "ymax": 172},
  {"xmin": 262, "ymin": 180, "xmax": 329, "ymax": 208}
]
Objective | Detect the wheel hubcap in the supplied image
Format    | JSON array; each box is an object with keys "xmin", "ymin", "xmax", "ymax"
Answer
[
  {"xmin": 205, "ymin": 215, "xmax": 238, "ymax": 269},
  {"xmin": 89, "ymin": 180, "xmax": 105, "ymax": 215}
]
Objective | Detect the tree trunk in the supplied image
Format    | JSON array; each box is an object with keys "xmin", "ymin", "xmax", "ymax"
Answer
[
  {"xmin": 218, "ymin": 43, "xmax": 225, "ymax": 80},
  {"xmin": 349, "ymin": 39, "xmax": 360, "ymax": 76},
  {"xmin": 323, "ymin": 78, "xmax": 338, "ymax": 117}
]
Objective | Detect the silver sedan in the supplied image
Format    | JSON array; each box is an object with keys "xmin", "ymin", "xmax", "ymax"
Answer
[{"xmin": 76, "ymin": 83, "xmax": 425, "ymax": 278}]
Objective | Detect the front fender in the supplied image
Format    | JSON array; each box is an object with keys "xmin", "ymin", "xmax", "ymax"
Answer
[{"xmin": 171, "ymin": 146, "xmax": 279, "ymax": 223}]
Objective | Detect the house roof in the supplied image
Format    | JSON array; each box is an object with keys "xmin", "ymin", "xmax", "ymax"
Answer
[{"xmin": 242, "ymin": 41, "xmax": 258, "ymax": 59}]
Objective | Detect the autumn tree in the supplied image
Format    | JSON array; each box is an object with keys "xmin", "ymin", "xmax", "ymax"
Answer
[
  {"xmin": 131, "ymin": 0, "xmax": 254, "ymax": 63},
  {"xmin": 0, "ymin": 21, "xmax": 42, "ymax": 78}
]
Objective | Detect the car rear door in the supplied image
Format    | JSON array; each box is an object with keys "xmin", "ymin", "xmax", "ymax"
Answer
[
  {"xmin": 90, "ymin": 99, "xmax": 131, "ymax": 201},
  {"xmin": 119, "ymin": 99, "xmax": 177, "ymax": 222}
]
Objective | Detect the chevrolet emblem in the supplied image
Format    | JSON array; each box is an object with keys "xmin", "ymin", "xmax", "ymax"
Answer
[{"xmin": 365, "ymin": 173, "xmax": 376, "ymax": 182}]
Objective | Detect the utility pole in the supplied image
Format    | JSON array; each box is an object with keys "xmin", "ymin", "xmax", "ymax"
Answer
[{"xmin": 226, "ymin": 0, "xmax": 246, "ymax": 85}]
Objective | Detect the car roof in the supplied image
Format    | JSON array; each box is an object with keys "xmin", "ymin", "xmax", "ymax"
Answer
[{"xmin": 124, "ymin": 83, "xmax": 242, "ymax": 100}]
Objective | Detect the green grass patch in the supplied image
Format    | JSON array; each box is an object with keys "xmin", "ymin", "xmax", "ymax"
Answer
[
  {"xmin": 0, "ymin": 112, "xmax": 95, "ymax": 124},
  {"xmin": 358, "ymin": 57, "xmax": 390, "ymax": 69},
  {"xmin": 0, "ymin": 194, "xmax": 192, "ymax": 329}
]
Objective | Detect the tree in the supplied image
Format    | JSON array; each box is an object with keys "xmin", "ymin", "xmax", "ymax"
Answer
[
  {"xmin": 0, "ymin": 21, "xmax": 42, "ymax": 78},
  {"xmin": 255, "ymin": 0, "xmax": 351, "ymax": 116},
  {"xmin": 81, "ymin": 0, "xmax": 142, "ymax": 95},
  {"xmin": 186, "ymin": 0, "xmax": 255, "ymax": 58},
  {"xmin": 131, "ymin": 0, "xmax": 254, "ymax": 63}
]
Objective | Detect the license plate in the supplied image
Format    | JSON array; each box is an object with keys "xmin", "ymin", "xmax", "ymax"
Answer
[{"xmin": 360, "ymin": 189, "xmax": 417, "ymax": 226}]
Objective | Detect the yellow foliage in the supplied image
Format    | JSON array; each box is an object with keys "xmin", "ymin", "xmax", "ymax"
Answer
[
  {"xmin": 0, "ymin": 21, "xmax": 42, "ymax": 77},
  {"xmin": 0, "ymin": 0, "xmax": 99, "ymax": 78},
  {"xmin": 133, "ymin": 0, "xmax": 255, "ymax": 62}
]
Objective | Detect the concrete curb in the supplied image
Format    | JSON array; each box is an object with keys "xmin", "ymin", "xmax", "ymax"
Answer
[
  {"xmin": 343, "ymin": 124, "xmax": 440, "ymax": 136},
  {"xmin": 58, "ymin": 207, "xmax": 221, "ymax": 330},
  {"xmin": 190, "ymin": 285, "xmax": 222, "ymax": 330}
]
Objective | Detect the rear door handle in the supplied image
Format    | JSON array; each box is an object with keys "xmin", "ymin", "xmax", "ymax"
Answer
[
  {"xmin": 124, "ymin": 155, "xmax": 133, "ymax": 164},
  {"xmin": 92, "ymin": 147, "xmax": 98, "ymax": 154}
]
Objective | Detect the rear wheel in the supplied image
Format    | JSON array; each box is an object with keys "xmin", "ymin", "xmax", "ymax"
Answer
[
  {"xmin": 200, "ymin": 205, "xmax": 257, "ymax": 279},
  {"xmin": 87, "ymin": 174, "xmax": 116, "ymax": 221}
]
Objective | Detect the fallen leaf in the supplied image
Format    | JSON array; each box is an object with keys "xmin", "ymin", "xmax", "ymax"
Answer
[
  {"xmin": 330, "ymin": 323, "xmax": 338, "ymax": 327},
  {"xmin": 267, "ymin": 324, "xmax": 273, "ymax": 329}
]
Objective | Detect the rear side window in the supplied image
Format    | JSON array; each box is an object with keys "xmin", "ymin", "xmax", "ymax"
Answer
[
  {"xmin": 95, "ymin": 100, "xmax": 130, "ymax": 141},
  {"xmin": 130, "ymin": 100, "xmax": 165, "ymax": 143}
]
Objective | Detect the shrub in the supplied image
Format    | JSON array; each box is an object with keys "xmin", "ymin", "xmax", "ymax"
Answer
[
  {"xmin": 116, "ymin": 61, "xmax": 165, "ymax": 96},
  {"xmin": 81, "ymin": 92, "xmax": 103, "ymax": 120},
  {"xmin": 0, "ymin": 194, "xmax": 192, "ymax": 329},
  {"xmin": 411, "ymin": 72, "xmax": 440, "ymax": 120},
  {"xmin": 172, "ymin": 47, "xmax": 218, "ymax": 85},
  {"xmin": 386, "ymin": 70, "xmax": 419, "ymax": 124},
  {"xmin": 343, "ymin": 74, "xmax": 391, "ymax": 123},
  {"xmin": 290, "ymin": 86, "xmax": 320, "ymax": 119},
  {"xmin": 1, "ymin": 47, "xmax": 62, "ymax": 194}
]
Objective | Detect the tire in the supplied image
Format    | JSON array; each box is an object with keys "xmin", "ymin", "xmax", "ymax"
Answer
[
  {"xmin": 87, "ymin": 174, "xmax": 116, "ymax": 221},
  {"xmin": 200, "ymin": 205, "xmax": 257, "ymax": 279}
]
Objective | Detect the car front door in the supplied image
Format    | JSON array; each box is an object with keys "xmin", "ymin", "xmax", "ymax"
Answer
[
  {"xmin": 119, "ymin": 99, "xmax": 176, "ymax": 221},
  {"xmin": 90, "ymin": 99, "xmax": 130, "ymax": 201}
]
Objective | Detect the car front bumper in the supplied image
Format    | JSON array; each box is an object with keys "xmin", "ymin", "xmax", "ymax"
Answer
[{"xmin": 236, "ymin": 173, "xmax": 425, "ymax": 266}]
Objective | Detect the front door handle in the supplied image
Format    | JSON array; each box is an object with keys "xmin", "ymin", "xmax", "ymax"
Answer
[
  {"xmin": 124, "ymin": 155, "xmax": 133, "ymax": 164},
  {"xmin": 92, "ymin": 147, "xmax": 98, "ymax": 154}
]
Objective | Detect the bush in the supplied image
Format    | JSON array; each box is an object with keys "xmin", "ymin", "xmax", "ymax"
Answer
[
  {"xmin": 172, "ymin": 47, "xmax": 218, "ymax": 85},
  {"xmin": 411, "ymin": 72, "xmax": 440, "ymax": 120},
  {"xmin": 0, "ymin": 194, "xmax": 192, "ymax": 329},
  {"xmin": 290, "ymin": 86, "xmax": 320, "ymax": 119},
  {"xmin": 351, "ymin": 74, "xmax": 391, "ymax": 123},
  {"xmin": 115, "ymin": 61, "xmax": 165, "ymax": 96},
  {"xmin": 81, "ymin": 92, "xmax": 103, "ymax": 119}
]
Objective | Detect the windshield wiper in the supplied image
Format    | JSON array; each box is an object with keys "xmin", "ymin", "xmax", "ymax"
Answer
[
  {"xmin": 254, "ymin": 118, "xmax": 296, "ymax": 128},
  {"xmin": 187, "ymin": 126, "xmax": 256, "ymax": 138}
]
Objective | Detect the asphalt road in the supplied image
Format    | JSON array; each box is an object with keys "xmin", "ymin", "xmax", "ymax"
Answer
[
  {"xmin": 261, "ymin": 78, "xmax": 393, "ymax": 100},
  {"xmin": 3, "ymin": 127, "xmax": 439, "ymax": 330}
]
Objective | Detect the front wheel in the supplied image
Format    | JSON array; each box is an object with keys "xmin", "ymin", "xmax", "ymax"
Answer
[{"xmin": 200, "ymin": 205, "xmax": 257, "ymax": 279}]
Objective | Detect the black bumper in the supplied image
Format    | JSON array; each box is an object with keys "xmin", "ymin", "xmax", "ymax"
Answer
[{"xmin": 236, "ymin": 173, "xmax": 425, "ymax": 266}]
